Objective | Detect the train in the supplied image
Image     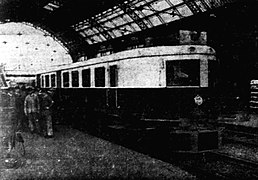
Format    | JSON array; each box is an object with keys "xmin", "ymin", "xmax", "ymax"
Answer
[{"xmin": 36, "ymin": 45, "xmax": 221, "ymax": 153}]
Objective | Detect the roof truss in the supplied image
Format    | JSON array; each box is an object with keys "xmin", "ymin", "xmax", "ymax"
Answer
[{"xmin": 71, "ymin": 0, "xmax": 238, "ymax": 44}]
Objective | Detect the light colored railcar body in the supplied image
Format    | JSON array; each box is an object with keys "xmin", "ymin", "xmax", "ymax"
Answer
[
  {"xmin": 39, "ymin": 45, "xmax": 215, "ymax": 89},
  {"xmin": 37, "ymin": 45, "xmax": 219, "ymax": 153}
]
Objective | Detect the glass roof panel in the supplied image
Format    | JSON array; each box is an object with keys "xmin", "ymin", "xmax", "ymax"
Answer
[
  {"xmin": 43, "ymin": 2, "xmax": 60, "ymax": 11},
  {"xmin": 73, "ymin": 21, "xmax": 89, "ymax": 31},
  {"xmin": 130, "ymin": 22, "xmax": 141, "ymax": 31},
  {"xmin": 159, "ymin": 10, "xmax": 180, "ymax": 23},
  {"xmin": 177, "ymin": 4, "xmax": 193, "ymax": 17},
  {"xmin": 108, "ymin": 31, "xmax": 117, "ymax": 39},
  {"xmin": 91, "ymin": 35, "xmax": 102, "ymax": 43},
  {"xmin": 148, "ymin": 15, "xmax": 163, "ymax": 26},
  {"xmin": 98, "ymin": 34, "xmax": 107, "ymax": 41},
  {"xmin": 122, "ymin": 14, "xmax": 134, "ymax": 23},
  {"xmin": 114, "ymin": 7, "xmax": 124, "ymax": 15},
  {"xmin": 96, "ymin": 8, "xmax": 114, "ymax": 19},
  {"xmin": 90, "ymin": 27, "xmax": 100, "ymax": 34},
  {"xmin": 97, "ymin": 16, "xmax": 109, "ymax": 23},
  {"xmin": 97, "ymin": 8, "xmax": 121, "ymax": 23},
  {"xmin": 143, "ymin": 19, "xmax": 153, "ymax": 28},
  {"xmin": 48, "ymin": 2, "xmax": 60, "ymax": 9},
  {"xmin": 142, "ymin": 8, "xmax": 155, "ymax": 16},
  {"xmin": 211, "ymin": 0, "xmax": 224, "ymax": 8},
  {"xmin": 85, "ymin": 39, "xmax": 93, "ymax": 45},
  {"xmin": 195, "ymin": 0, "xmax": 208, "ymax": 12},
  {"xmin": 79, "ymin": 32, "xmax": 86, "ymax": 37},
  {"xmin": 44, "ymin": 5, "xmax": 54, "ymax": 11},
  {"xmin": 72, "ymin": 0, "xmax": 233, "ymax": 45},
  {"xmin": 103, "ymin": 21, "xmax": 116, "ymax": 29},
  {"xmin": 124, "ymin": 24, "xmax": 135, "ymax": 33},
  {"xmin": 203, "ymin": 0, "xmax": 215, "ymax": 8},
  {"xmin": 134, "ymin": 10, "xmax": 145, "ymax": 18},
  {"xmin": 80, "ymin": 22, "xmax": 90, "ymax": 31},
  {"xmin": 116, "ymin": 25, "xmax": 135, "ymax": 35},
  {"xmin": 83, "ymin": 28, "xmax": 95, "ymax": 36},
  {"xmin": 112, "ymin": 16, "xmax": 127, "ymax": 26},
  {"xmin": 112, "ymin": 29, "xmax": 122, "ymax": 37},
  {"xmin": 133, "ymin": 0, "xmax": 147, "ymax": 7},
  {"xmin": 151, "ymin": 0, "xmax": 171, "ymax": 11},
  {"xmin": 168, "ymin": 0, "xmax": 184, "ymax": 5}
]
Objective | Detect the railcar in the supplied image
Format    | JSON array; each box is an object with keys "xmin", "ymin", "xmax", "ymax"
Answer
[{"xmin": 37, "ymin": 45, "xmax": 220, "ymax": 153}]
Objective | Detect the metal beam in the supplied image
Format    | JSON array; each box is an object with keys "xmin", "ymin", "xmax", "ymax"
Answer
[
  {"xmin": 119, "ymin": 2, "xmax": 149, "ymax": 30},
  {"xmin": 88, "ymin": 17, "xmax": 114, "ymax": 40}
]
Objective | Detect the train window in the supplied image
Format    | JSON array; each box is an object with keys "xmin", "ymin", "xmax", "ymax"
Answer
[
  {"xmin": 95, "ymin": 67, "xmax": 105, "ymax": 87},
  {"xmin": 166, "ymin": 60, "xmax": 200, "ymax": 86},
  {"xmin": 72, "ymin": 71, "xmax": 79, "ymax": 87},
  {"xmin": 82, "ymin": 69, "xmax": 91, "ymax": 87},
  {"xmin": 45, "ymin": 75, "xmax": 50, "ymax": 87},
  {"xmin": 41, "ymin": 76, "xmax": 44, "ymax": 87},
  {"xmin": 51, "ymin": 74, "xmax": 56, "ymax": 87},
  {"xmin": 63, "ymin": 72, "xmax": 69, "ymax": 87},
  {"xmin": 110, "ymin": 65, "xmax": 118, "ymax": 87}
]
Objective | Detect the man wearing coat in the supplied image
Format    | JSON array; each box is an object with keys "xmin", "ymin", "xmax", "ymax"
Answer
[
  {"xmin": 40, "ymin": 89, "xmax": 54, "ymax": 138},
  {"xmin": 24, "ymin": 86, "xmax": 40, "ymax": 134}
]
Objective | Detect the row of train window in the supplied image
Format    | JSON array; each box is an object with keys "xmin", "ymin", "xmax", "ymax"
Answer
[
  {"xmin": 41, "ymin": 65, "xmax": 118, "ymax": 88},
  {"xmin": 41, "ymin": 60, "xmax": 205, "ymax": 88},
  {"xmin": 41, "ymin": 74, "xmax": 56, "ymax": 88}
]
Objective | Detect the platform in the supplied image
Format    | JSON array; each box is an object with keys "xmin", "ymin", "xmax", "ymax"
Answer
[{"xmin": 0, "ymin": 125, "xmax": 196, "ymax": 180}]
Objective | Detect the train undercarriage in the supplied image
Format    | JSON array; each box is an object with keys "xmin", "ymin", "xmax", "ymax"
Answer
[{"xmin": 53, "ymin": 88, "xmax": 221, "ymax": 153}]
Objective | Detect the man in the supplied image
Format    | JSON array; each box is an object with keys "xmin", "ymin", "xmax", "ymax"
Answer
[
  {"xmin": 24, "ymin": 86, "xmax": 40, "ymax": 134},
  {"xmin": 40, "ymin": 89, "xmax": 54, "ymax": 138},
  {"xmin": 14, "ymin": 86, "xmax": 26, "ymax": 132}
]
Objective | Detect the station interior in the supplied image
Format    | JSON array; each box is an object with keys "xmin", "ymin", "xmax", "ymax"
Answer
[{"xmin": 0, "ymin": 0, "xmax": 258, "ymax": 179}]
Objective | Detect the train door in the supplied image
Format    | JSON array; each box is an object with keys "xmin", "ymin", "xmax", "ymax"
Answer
[
  {"xmin": 53, "ymin": 70, "xmax": 63, "ymax": 124},
  {"xmin": 107, "ymin": 65, "xmax": 119, "ymax": 111},
  {"xmin": 36, "ymin": 74, "xmax": 41, "ymax": 88},
  {"xmin": 56, "ymin": 70, "xmax": 61, "ymax": 88}
]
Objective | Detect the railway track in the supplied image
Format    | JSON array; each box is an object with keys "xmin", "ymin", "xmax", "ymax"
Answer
[
  {"xmin": 223, "ymin": 130, "xmax": 258, "ymax": 147},
  {"xmin": 221, "ymin": 124, "xmax": 258, "ymax": 147},
  {"xmin": 84, "ymin": 126, "xmax": 258, "ymax": 179},
  {"xmin": 80, "ymin": 119, "xmax": 258, "ymax": 179},
  {"xmin": 167, "ymin": 151, "xmax": 258, "ymax": 180}
]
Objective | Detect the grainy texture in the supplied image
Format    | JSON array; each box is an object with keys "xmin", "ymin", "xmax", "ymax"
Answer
[
  {"xmin": 219, "ymin": 143, "xmax": 258, "ymax": 162},
  {"xmin": 0, "ymin": 126, "xmax": 196, "ymax": 180}
]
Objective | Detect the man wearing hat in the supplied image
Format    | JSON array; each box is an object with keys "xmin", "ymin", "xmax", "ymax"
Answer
[
  {"xmin": 24, "ymin": 86, "xmax": 40, "ymax": 134},
  {"xmin": 40, "ymin": 89, "xmax": 54, "ymax": 138}
]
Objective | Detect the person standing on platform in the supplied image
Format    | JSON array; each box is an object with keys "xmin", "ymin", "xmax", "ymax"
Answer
[
  {"xmin": 24, "ymin": 86, "xmax": 40, "ymax": 134},
  {"xmin": 14, "ymin": 86, "xmax": 26, "ymax": 132},
  {"xmin": 40, "ymin": 89, "xmax": 54, "ymax": 138}
]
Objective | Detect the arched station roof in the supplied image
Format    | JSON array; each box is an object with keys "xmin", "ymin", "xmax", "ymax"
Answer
[{"xmin": 0, "ymin": 0, "xmax": 240, "ymax": 61}]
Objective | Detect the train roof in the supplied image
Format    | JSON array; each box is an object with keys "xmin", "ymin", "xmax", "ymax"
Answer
[{"xmin": 38, "ymin": 45, "xmax": 215, "ymax": 75}]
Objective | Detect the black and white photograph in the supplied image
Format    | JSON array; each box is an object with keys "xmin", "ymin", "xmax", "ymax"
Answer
[{"xmin": 0, "ymin": 0, "xmax": 257, "ymax": 179}]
